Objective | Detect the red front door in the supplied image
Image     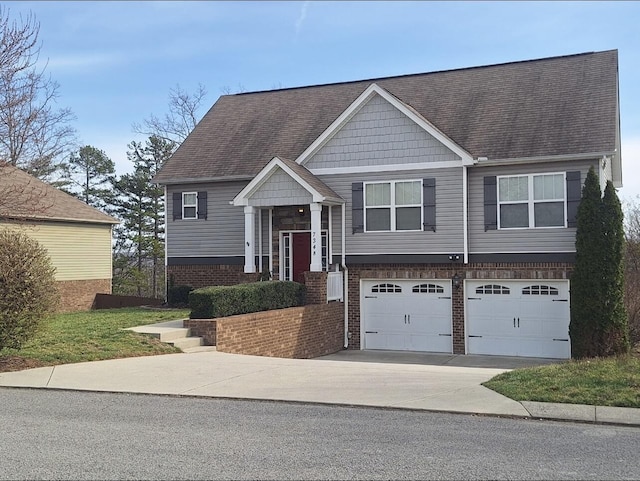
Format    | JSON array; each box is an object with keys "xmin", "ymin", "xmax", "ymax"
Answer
[{"xmin": 292, "ymin": 232, "xmax": 311, "ymax": 283}]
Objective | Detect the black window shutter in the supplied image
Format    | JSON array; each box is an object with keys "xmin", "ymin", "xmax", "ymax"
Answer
[
  {"xmin": 197, "ymin": 191, "xmax": 208, "ymax": 220},
  {"xmin": 352, "ymin": 182, "xmax": 364, "ymax": 234},
  {"xmin": 423, "ymin": 178, "xmax": 436, "ymax": 232},
  {"xmin": 172, "ymin": 192, "xmax": 182, "ymax": 220},
  {"xmin": 566, "ymin": 171, "xmax": 581, "ymax": 228},
  {"xmin": 484, "ymin": 176, "xmax": 497, "ymax": 231}
]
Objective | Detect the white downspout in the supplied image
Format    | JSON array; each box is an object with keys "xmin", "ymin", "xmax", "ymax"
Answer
[
  {"xmin": 258, "ymin": 208, "xmax": 263, "ymax": 274},
  {"xmin": 268, "ymin": 208, "xmax": 273, "ymax": 278},
  {"xmin": 462, "ymin": 165, "xmax": 469, "ymax": 264},
  {"xmin": 164, "ymin": 185, "xmax": 168, "ymax": 301},
  {"xmin": 341, "ymin": 202, "xmax": 348, "ymax": 348}
]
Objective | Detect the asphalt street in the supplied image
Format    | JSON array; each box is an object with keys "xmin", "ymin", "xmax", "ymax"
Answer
[{"xmin": 1, "ymin": 389, "xmax": 638, "ymax": 480}]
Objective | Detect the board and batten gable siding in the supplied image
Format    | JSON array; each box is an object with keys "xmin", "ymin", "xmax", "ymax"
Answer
[
  {"xmin": 167, "ymin": 182, "xmax": 248, "ymax": 258},
  {"xmin": 468, "ymin": 159, "xmax": 599, "ymax": 254},
  {"xmin": 0, "ymin": 221, "xmax": 112, "ymax": 281},
  {"xmin": 320, "ymin": 167, "xmax": 464, "ymax": 256},
  {"xmin": 248, "ymin": 168, "xmax": 313, "ymax": 206},
  {"xmin": 304, "ymin": 94, "xmax": 461, "ymax": 170}
]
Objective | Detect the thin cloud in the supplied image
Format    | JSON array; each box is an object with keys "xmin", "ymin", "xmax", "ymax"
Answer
[
  {"xmin": 295, "ymin": 1, "xmax": 310, "ymax": 37},
  {"xmin": 44, "ymin": 53, "xmax": 125, "ymax": 72}
]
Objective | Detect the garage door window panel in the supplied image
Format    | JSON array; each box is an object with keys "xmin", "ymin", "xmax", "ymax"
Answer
[
  {"xmin": 475, "ymin": 284, "xmax": 510, "ymax": 295},
  {"xmin": 371, "ymin": 283, "xmax": 402, "ymax": 293},
  {"xmin": 412, "ymin": 284, "xmax": 444, "ymax": 294},
  {"xmin": 498, "ymin": 173, "xmax": 566, "ymax": 229}
]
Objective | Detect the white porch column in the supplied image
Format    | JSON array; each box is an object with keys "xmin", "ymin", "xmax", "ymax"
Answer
[
  {"xmin": 310, "ymin": 202, "xmax": 323, "ymax": 272},
  {"xmin": 244, "ymin": 206, "xmax": 256, "ymax": 273}
]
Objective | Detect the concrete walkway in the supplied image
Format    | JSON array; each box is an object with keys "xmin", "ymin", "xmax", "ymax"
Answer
[{"xmin": 0, "ymin": 322, "xmax": 638, "ymax": 426}]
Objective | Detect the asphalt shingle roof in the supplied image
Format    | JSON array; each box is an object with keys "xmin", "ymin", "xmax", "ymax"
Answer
[
  {"xmin": 0, "ymin": 163, "xmax": 119, "ymax": 224},
  {"xmin": 154, "ymin": 50, "xmax": 619, "ymax": 184}
]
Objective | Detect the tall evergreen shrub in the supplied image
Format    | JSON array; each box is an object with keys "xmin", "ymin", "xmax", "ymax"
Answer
[
  {"xmin": 570, "ymin": 167, "xmax": 604, "ymax": 358},
  {"xmin": 600, "ymin": 181, "xmax": 630, "ymax": 355},
  {"xmin": 570, "ymin": 168, "xmax": 630, "ymax": 358}
]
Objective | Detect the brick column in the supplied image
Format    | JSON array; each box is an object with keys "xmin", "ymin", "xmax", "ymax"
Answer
[
  {"xmin": 303, "ymin": 271, "xmax": 328, "ymax": 305},
  {"xmin": 452, "ymin": 273, "xmax": 465, "ymax": 354}
]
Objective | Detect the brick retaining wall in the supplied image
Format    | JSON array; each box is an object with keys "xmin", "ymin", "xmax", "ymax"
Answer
[{"xmin": 213, "ymin": 302, "xmax": 344, "ymax": 358}]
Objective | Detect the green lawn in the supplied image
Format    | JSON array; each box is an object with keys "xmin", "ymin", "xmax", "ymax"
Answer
[
  {"xmin": 0, "ymin": 307, "xmax": 190, "ymax": 370},
  {"xmin": 483, "ymin": 354, "xmax": 640, "ymax": 408}
]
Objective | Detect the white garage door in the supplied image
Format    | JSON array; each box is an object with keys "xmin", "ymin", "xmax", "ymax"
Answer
[
  {"xmin": 361, "ymin": 280, "xmax": 452, "ymax": 353},
  {"xmin": 466, "ymin": 280, "xmax": 571, "ymax": 359}
]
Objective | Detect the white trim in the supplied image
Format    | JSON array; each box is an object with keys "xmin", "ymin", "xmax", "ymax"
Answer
[
  {"xmin": 462, "ymin": 166, "xmax": 468, "ymax": 264},
  {"xmin": 233, "ymin": 156, "xmax": 342, "ymax": 207},
  {"xmin": 268, "ymin": 208, "xmax": 273, "ymax": 276},
  {"xmin": 182, "ymin": 191, "xmax": 198, "ymax": 219},
  {"xmin": 279, "ymin": 229, "xmax": 330, "ymax": 281},
  {"xmin": 309, "ymin": 160, "xmax": 462, "ymax": 176},
  {"xmin": 343, "ymin": 251, "xmax": 464, "ymax": 256},
  {"xmin": 475, "ymin": 151, "xmax": 615, "ymax": 167},
  {"xmin": 295, "ymin": 83, "xmax": 473, "ymax": 167},
  {"xmin": 497, "ymin": 172, "xmax": 567, "ymax": 230},
  {"xmin": 258, "ymin": 208, "xmax": 263, "ymax": 273},
  {"xmin": 363, "ymin": 179, "xmax": 423, "ymax": 233},
  {"xmin": 164, "ymin": 185, "xmax": 168, "ymax": 300},
  {"xmin": 328, "ymin": 206, "xmax": 333, "ymax": 267},
  {"xmin": 469, "ymin": 250, "xmax": 575, "ymax": 254},
  {"xmin": 244, "ymin": 206, "xmax": 256, "ymax": 273}
]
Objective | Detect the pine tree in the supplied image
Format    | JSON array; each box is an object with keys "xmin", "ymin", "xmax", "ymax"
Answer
[
  {"xmin": 570, "ymin": 167, "xmax": 604, "ymax": 358},
  {"xmin": 67, "ymin": 145, "xmax": 115, "ymax": 210},
  {"xmin": 600, "ymin": 181, "xmax": 630, "ymax": 355},
  {"xmin": 109, "ymin": 135, "xmax": 175, "ymax": 298}
]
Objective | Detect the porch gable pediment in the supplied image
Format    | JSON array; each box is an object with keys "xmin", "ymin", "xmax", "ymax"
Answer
[{"xmin": 232, "ymin": 156, "xmax": 344, "ymax": 207}]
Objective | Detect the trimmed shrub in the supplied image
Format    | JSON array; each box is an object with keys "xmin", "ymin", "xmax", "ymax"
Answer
[
  {"xmin": 0, "ymin": 228, "xmax": 59, "ymax": 350},
  {"xmin": 189, "ymin": 281, "xmax": 306, "ymax": 319},
  {"xmin": 167, "ymin": 285, "xmax": 193, "ymax": 307}
]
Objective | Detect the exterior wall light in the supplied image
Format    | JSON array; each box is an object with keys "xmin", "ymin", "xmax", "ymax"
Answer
[{"xmin": 452, "ymin": 272, "xmax": 462, "ymax": 289}]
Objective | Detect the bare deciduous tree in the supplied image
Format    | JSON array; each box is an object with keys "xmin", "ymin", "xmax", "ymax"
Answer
[
  {"xmin": 623, "ymin": 197, "xmax": 640, "ymax": 347},
  {"xmin": 132, "ymin": 83, "xmax": 207, "ymax": 146},
  {"xmin": 0, "ymin": 6, "xmax": 76, "ymax": 180}
]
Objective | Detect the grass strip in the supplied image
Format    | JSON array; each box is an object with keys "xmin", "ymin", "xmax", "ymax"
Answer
[
  {"xmin": 483, "ymin": 355, "xmax": 640, "ymax": 408},
  {"xmin": 0, "ymin": 307, "xmax": 190, "ymax": 368}
]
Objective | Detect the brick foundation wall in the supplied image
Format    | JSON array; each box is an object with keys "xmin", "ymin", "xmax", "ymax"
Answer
[
  {"xmin": 347, "ymin": 262, "xmax": 573, "ymax": 353},
  {"xmin": 183, "ymin": 318, "xmax": 217, "ymax": 345},
  {"xmin": 216, "ymin": 302, "xmax": 344, "ymax": 359},
  {"xmin": 56, "ymin": 278, "xmax": 112, "ymax": 313},
  {"xmin": 167, "ymin": 264, "xmax": 246, "ymax": 289}
]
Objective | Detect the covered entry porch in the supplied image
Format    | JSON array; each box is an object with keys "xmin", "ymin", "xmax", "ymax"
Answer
[{"xmin": 232, "ymin": 156, "xmax": 345, "ymax": 292}]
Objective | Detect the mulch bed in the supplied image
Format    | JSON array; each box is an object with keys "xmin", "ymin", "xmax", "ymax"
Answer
[{"xmin": 0, "ymin": 356, "xmax": 49, "ymax": 373}]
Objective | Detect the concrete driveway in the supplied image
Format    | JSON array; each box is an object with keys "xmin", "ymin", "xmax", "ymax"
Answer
[{"xmin": 0, "ymin": 349, "xmax": 560, "ymax": 417}]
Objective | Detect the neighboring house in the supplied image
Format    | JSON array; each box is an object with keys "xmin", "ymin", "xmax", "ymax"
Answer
[
  {"xmin": 0, "ymin": 163, "xmax": 119, "ymax": 312},
  {"xmin": 153, "ymin": 50, "xmax": 621, "ymax": 360}
]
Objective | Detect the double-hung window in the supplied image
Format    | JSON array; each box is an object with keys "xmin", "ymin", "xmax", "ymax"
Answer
[
  {"xmin": 182, "ymin": 192, "xmax": 198, "ymax": 219},
  {"xmin": 364, "ymin": 180, "xmax": 422, "ymax": 232},
  {"xmin": 498, "ymin": 173, "xmax": 566, "ymax": 229}
]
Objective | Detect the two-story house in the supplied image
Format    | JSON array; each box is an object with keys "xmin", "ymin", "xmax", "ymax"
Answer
[{"xmin": 153, "ymin": 50, "xmax": 622, "ymax": 360}]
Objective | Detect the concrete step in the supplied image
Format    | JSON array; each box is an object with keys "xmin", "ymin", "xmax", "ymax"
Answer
[
  {"xmin": 155, "ymin": 328, "xmax": 192, "ymax": 342},
  {"xmin": 169, "ymin": 336, "xmax": 204, "ymax": 350},
  {"xmin": 181, "ymin": 345, "xmax": 217, "ymax": 354}
]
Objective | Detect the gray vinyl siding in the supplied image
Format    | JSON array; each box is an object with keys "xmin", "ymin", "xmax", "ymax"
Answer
[
  {"xmin": 167, "ymin": 181, "xmax": 247, "ymax": 258},
  {"xmin": 319, "ymin": 168, "xmax": 463, "ymax": 255},
  {"xmin": 601, "ymin": 157, "xmax": 613, "ymax": 192},
  {"xmin": 248, "ymin": 169, "xmax": 313, "ymax": 206},
  {"xmin": 468, "ymin": 159, "xmax": 599, "ymax": 254},
  {"xmin": 305, "ymin": 94, "xmax": 460, "ymax": 170}
]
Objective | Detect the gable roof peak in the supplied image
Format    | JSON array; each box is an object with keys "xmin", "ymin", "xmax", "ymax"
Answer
[{"xmin": 230, "ymin": 50, "xmax": 616, "ymax": 97}]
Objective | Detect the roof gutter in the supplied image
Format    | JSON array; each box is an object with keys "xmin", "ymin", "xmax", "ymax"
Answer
[
  {"xmin": 473, "ymin": 151, "xmax": 616, "ymax": 167},
  {"xmin": 153, "ymin": 175, "xmax": 254, "ymax": 185}
]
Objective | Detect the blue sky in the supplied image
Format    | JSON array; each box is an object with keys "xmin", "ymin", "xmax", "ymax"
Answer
[{"xmin": 7, "ymin": 1, "xmax": 640, "ymax": 200}]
